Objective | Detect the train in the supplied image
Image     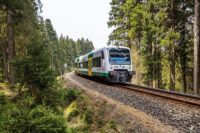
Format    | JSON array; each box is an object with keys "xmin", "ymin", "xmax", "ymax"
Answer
[{"xmin": 75, "ymin": 46, "xmax": 135, "ymax": 83}]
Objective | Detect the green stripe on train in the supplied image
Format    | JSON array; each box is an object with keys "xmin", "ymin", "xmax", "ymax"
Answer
[
  {"xmin": 79, "ymin": 70, "xmax": 88, "ymax": 75},
  {"xmin": 79, "ymin": 70, "xmax": 109, "ymax": 78},
  {"xmin": 92, "ymin": 72, "xmax": 109, "ymax": 77}
]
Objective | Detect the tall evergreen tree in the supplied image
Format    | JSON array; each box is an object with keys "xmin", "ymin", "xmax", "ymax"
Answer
[
  {"xmin": 193, "ymin": 0, "xmax": 200, "ymax": 94},
  {"xmin": 0, "ymin": 0, "xmax": 39, "ymax": 83}
]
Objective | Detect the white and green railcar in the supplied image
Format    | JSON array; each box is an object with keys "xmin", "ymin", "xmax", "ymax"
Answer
[{"xmin": 75, "ymin": 46, "xmax": 134, "ymax": 82}]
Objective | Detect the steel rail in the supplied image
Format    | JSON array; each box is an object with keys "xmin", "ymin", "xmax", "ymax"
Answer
[
  {"xmin": 74, "ymin": 72, "xmax": 200, "ymax": 107},
  {"xmin": 115, "ymin": 83, "xmax": 200, "ymax": 107}
]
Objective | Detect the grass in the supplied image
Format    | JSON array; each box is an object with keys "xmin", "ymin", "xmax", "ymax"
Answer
[
  {"xmin": 63, "ymin": 88, "xmax": 122, "ymax": 133},
  {"xmin": 0, "ymin": 83, "xmax": 127, "ymax": 133}
]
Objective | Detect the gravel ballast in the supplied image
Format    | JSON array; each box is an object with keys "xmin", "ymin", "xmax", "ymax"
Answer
[{"xmin": 67, "ymin": 73, "xmax": 200, "ymax": 133}]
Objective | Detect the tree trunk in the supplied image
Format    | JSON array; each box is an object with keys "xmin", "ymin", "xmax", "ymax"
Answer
[
  {"xmin": 170, "ymin": 46, "xmax": 175, "ymax": 91},
  {"xmin": 155, "ymin": 40, "xmax": 162, "ymax": 88},
  {"xmin": 157, "ymin": 58, "xmax": 162, "ymax": 88},
  {"xmin": 3, "ymin": 40, "xmax": 8, "ymax": 81},
  {"xmin": 193, "ymin": 0, "xmax": 200, "ymax": 95},
  {"xmin": 7, "ymin": 10, "xmax": 15, "ymax": 84},
  {"xmin": 169, "ymin": 0, "xmax": 175, "ymax": 91},
  {"xmin": 149, "ymin": 42, "xmax": 153, "ymax": 87},
  {"xmin": 180, "ymin": 24, "xmax": 187, "ymax": 93},
  {"xmin": 0, "ymin": 41, "xmax": 4, "ymax": 80}
]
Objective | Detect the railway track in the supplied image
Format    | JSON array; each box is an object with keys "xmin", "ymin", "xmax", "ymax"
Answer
[
  {"xmin": 115, "ymin": 83, "xmax": 200, "ymax": 107},
  {"xmin": 69, "ymin": 73, "xmax": 200, "ymax": 132},
  {"xmin": 76, "ymin": 73, "xmax": 200, "ymax": 107}
]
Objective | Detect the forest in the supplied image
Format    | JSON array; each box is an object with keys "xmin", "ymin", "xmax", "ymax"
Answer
[
  {"xmin": 0, "ymin": 0, "xmax": 94, "ymax": 132},
  {"xmin": 0, "ymin": 0, "xmax": 199, "ymax": 132},
  {"xmin": 108, "ymin": 0, "xmax": 200, "ymax": 94},
  {"xmin": 0, "ymin": 0, "xmax": 94, "ymax": 82}
]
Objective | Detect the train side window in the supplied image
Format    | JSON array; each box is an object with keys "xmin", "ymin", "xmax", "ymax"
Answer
[
  {"xmin": 86, "ymin": 61, "xmax": 88, "ymax": 68},
  {"xmin": 101, "ymin": 51, "xmax": 104, "ymax": 59},
  {"xmin": 80, "ymin": 63, "xmax": 83, "ymax": 68},
  {"xmin": 82, "ymin": 61, "xmax": 87, "ymax": 68},
  {"xmin": 92, "ymin": 59, "xmax": 95, "ymax": 67},
  {"xmin": 92, "ymin": 57, "xmax": 101, "ymax": 67},
  {"xmin": 98, "ymin": 57, "xmax": 101, "ymax": 67}
]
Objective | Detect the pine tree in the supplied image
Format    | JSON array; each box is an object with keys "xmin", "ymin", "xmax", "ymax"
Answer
[
  {"xmin": 45, "ymin": 19, "xmax": 61, "ymax": 74},
  {"xmin": 0, "ymin": 0, "xmax": 39, "ymax": 83},
  {"xmin": 108, "ymin": 0, "xmax": 127, "ymax": 46},
  {"xmin": 193, "ymin": 0, "xmax": 200, "ymax": 94},
  {"xmin": 15, "ymin": 20, "xmax": 56, "ymax": 101}
]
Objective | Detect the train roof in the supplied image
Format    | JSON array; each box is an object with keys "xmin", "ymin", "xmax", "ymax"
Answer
[
  {"xmin": 75, "ymin": 45, "xmax": 130, "ymax": 62},
  {"xmin": 89, "ymin": 45, "xmax": 130, "ymax": 54}
]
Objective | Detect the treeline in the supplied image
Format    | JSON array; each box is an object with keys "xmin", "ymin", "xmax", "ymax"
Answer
[
  {"xmin": 59, "ymin": 36, "xmax": 94, "ymax": 73},
  {"xmin": 0, "ymin": 0, "xmax": 94, "ymax": 132},
  {"xmin": 108, "ymin": 0, "xmax": 199, "ymax": 94},
  {"xmin": 0, "ymin": 0, "xmax": 94, "ymax": 84}
]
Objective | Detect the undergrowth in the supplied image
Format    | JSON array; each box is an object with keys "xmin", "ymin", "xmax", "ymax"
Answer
[
  {"xmin": 0, "ymin": 84, "xmax": 119, "ymax": 133},
  {"xmin": 0, "ymin": 86, "xmax": 80, "ymax": 133}
]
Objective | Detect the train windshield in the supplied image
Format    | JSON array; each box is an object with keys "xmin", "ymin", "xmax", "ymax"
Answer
[{"xmin": 109, "ymin": 48, "xmax": 131, "ymax": 65}]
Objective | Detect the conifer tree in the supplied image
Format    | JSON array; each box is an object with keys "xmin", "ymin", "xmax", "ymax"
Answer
[{"xmin": 193, "ymin": 0, "xmax": 200, "ymax": 94}]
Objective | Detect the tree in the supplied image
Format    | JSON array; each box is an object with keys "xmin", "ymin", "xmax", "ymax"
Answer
[
  {"xmin": 15, "ymin": 21, "xmax": 56, "ymax": 101},
  {"xmin": 45, "ymin": 19, "xmax": 61, "ymax": 74},
  {"xmin": 0, "ymin": 0, "xmax": 39, "ymax": 83},
  {"xmin": 108, "ymin": 0, "xmax": 127, "ymax": 46},
  {"xmin": 108, "ymin": 0, "xmax": 197, "ymax": 94},
  {"xmin": 58, "ymin": 36, "xmax": 94, "ymax": 72},
  {"xmin": 193, "ymin": 0, "xmax": 200, "ymax": 94}
]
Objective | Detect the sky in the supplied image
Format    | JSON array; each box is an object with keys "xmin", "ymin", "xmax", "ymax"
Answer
[{"xmin": 41, "ymin": 0, "xmax": 112, "ymax": 49}]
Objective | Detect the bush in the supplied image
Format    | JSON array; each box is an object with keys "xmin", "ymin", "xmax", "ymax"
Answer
[
  {"xmin": 60, "ymin": 89, "xmax": 80, "ymax": 105},
  {"xmin": 0, "ymin": 104, "xmax": 67, "ymax": 133},
  {"xmin": 0, "ymin": 92, "xmax": 6, "ymax": 105}
]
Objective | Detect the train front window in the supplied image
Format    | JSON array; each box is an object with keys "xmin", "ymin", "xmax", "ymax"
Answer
[{"xmin": 109, "ymin": 48, "xmax": 131, "ymax": 65}]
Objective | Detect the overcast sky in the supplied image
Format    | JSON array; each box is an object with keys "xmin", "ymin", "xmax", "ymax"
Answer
[{"xmin": 41, "ymin": 0, "xmax": 112, "ymax": 49}]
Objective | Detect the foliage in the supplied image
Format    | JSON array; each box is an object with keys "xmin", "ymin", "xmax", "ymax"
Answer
[
  {"xmin": 0, "ymin": 103, "xmax": 67, "ymax": 133},
  {"xmin": 59, "ymin": 36, "xmax": 94, "ymax": 73},
  {"xmin": 0, "ymin": 92, "xmax": 6, "ymax": 105},
  {"xmin": 0, "ymin": 89, "xmax": 81, "ymax": 133},
  {"xmin": 108, "ymin": 0, "xmax": 197, "ymax": 93},
  {"xmin": 0, "ymin": 0, "xmax": 94, "ymax": 83},
  {"xmin": 60, "ymin": 88, "xmax": 80, "ymax": 105}
]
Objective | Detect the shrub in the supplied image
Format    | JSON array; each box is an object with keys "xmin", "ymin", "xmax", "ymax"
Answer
[
  {"xmin": 0, "ymin": 92, "xmax": 6, "ymax": 105},
  {"xmin": 0, "ymin": 104, "xmax": 67, "ymax": 133},
  {"xmin": 60, "ymin": 89, "xmax": 80, "ymax": 105}
]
